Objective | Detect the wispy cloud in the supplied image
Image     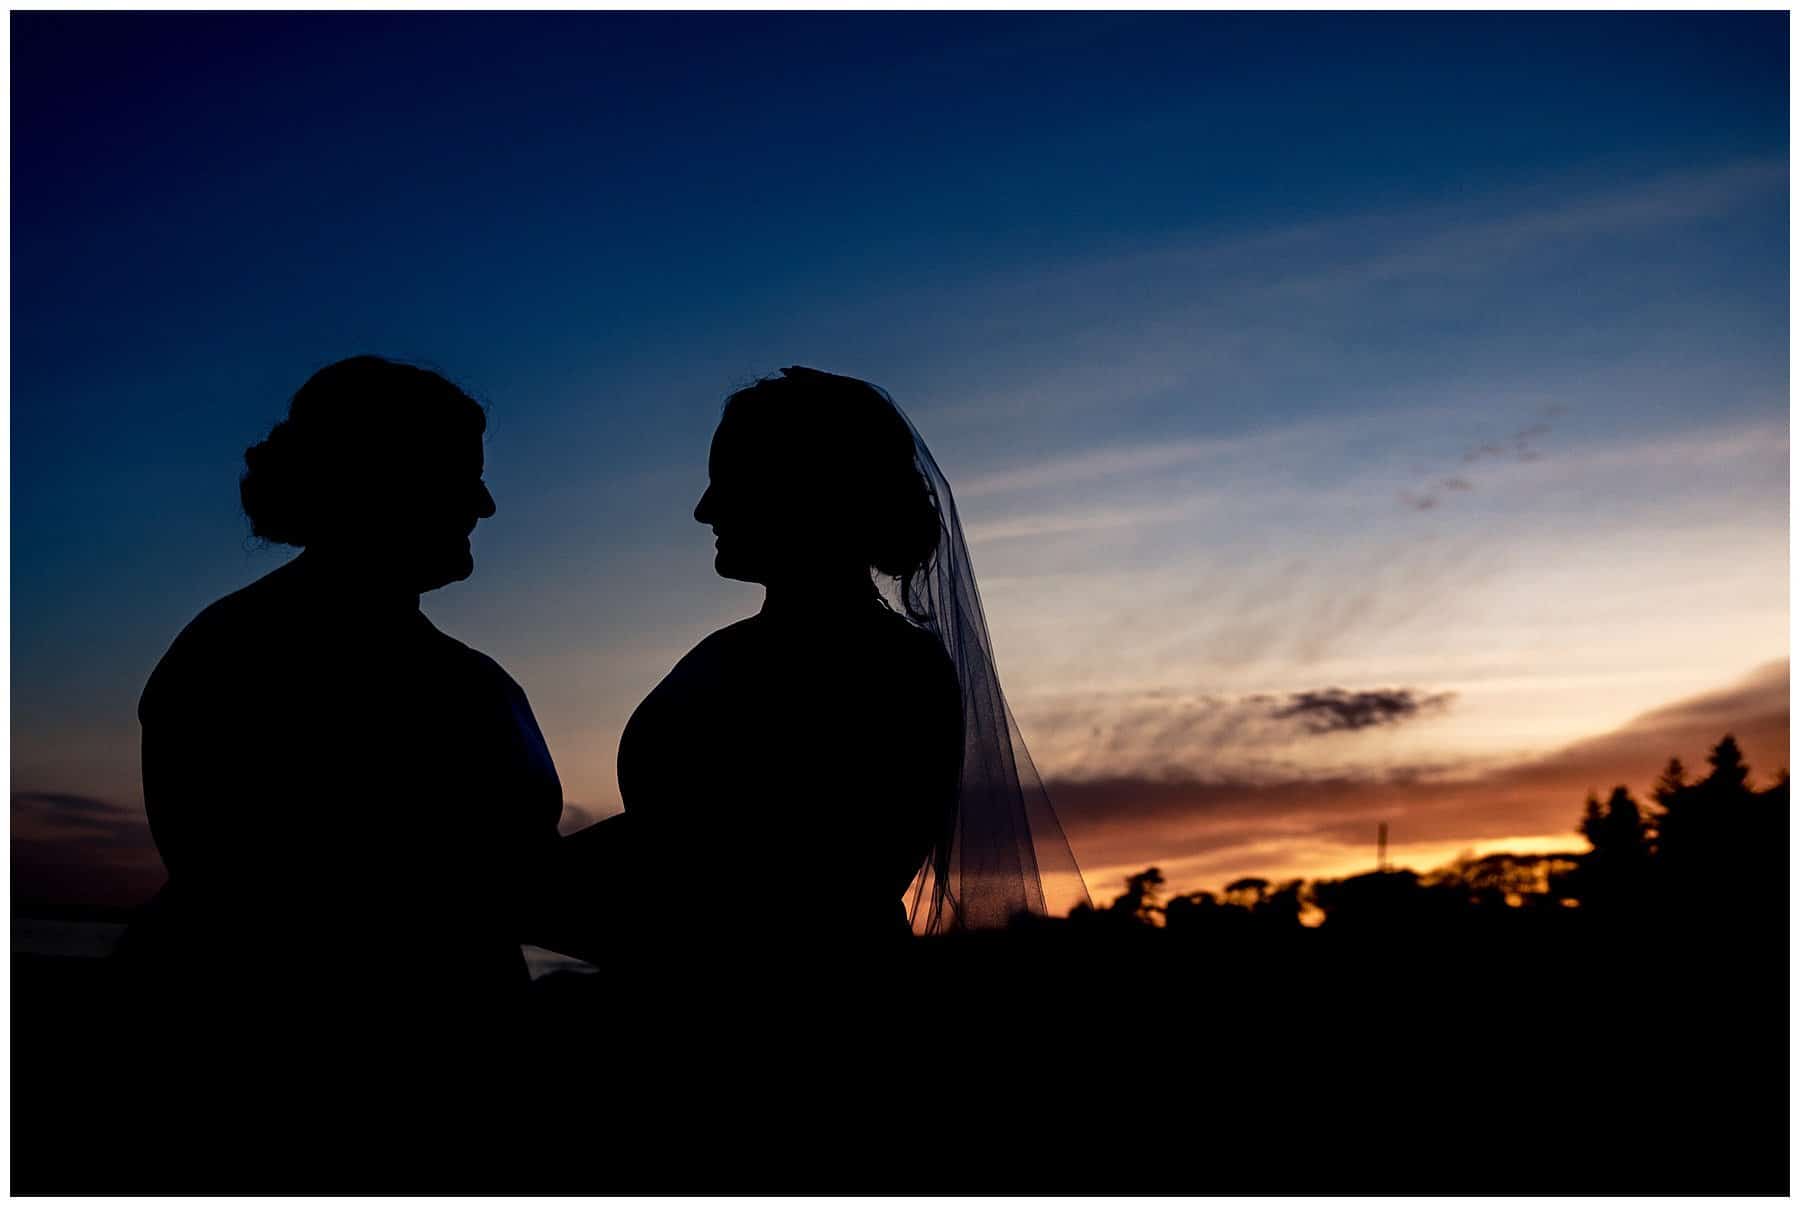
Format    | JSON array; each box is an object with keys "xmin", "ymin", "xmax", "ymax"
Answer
[
  {"xmin": 964, "ymin": 498, "xmax": 1213, "ymax": 544},
  {"xmin": 13, "ymin": 791, "xmax": 151, "ymax": 848},
  {"xmin": 1400, "ymin": 402, "xmax": 1567, "ymax": 510},
  {"xmin": 1264, "ymin": 159, "xmax": 1785, "ymax": 301},
  {"xmin": 958, "ymin": 437, "xmax": 1242, "ymax": 499},
  {"xmin": 12, "ymin": 791, "xmax": 162, "ymax": 907},
  {"xmin": 1051, "ymin": 660, "xmax": 1789, "ymax": 897},
  {"xmin": 1022, "ymin": 680, "xmax": 1462, "ymax": 783},
  {"xmin": 909, "ymin": 157, "xmax": 1783, "ymax": 434}
]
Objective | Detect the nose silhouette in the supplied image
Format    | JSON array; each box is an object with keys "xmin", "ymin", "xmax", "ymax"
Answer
[
  {"xmin": 478, "ymin": 482, "xmax": 497, "ymax": 519},
  {"xmin": 694, "ymin": 485, "xmax": 714, "ymax": 526}
]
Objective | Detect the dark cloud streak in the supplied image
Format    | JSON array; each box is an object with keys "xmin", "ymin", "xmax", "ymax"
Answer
[
  {"xmin": 1404, "ymin": 405, "xmax": 1566, "ymax": 510},
  {"xmin": 1271, "ymin": 687, "xmax": 1455, "ymax": 734}
]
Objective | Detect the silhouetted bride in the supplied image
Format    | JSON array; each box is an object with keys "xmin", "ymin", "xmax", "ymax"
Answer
[
  {"xmin": 554, "ymin": 367, "xmax": 1085, "ymax": 958},
  {"xmin": 125, "ymin": 356, "xmax": 563, "ymax": 1019}
]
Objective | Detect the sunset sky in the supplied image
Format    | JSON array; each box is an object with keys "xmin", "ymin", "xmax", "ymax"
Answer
[{"xmin": 12, "ymin": 12, "xmax": 1789, "ymax": 908}]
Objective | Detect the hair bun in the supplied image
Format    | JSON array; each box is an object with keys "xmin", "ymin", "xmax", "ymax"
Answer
[
  {"xmin": 240, "ymin": 419, "xmax": 312, "ymax": 546},
  {"xmin": 238, "ymin": 356, "xmax": 486, "ymax": 549}
]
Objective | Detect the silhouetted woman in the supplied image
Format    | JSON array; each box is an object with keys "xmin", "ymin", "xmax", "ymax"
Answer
[
  {"xmin": 127, "ymin": 357, "xmax": 563, "ymax": 1024},
  {"xmin": 554, "ymin": 367, "xmax": 1085, "ymax": 964}
]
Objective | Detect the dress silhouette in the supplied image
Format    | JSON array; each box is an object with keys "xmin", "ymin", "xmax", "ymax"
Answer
[
  {"xmin": 125, "ymin": 356, "xmax": 562, "ymax": 1019},
  {"xmin": 551, "ymin": 366, "xmax": 1085, "ymax": 961},
  {"xmin": 614, "ymin": 584, "xmax": 962, "ymax": 941}
]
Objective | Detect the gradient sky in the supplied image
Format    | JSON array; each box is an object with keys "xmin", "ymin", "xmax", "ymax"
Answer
[{"xmin": 12, "ymin": 12, "xmax": 1789, "ymax": 907}]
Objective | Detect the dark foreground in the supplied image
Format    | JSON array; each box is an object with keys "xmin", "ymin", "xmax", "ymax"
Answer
[{"xmin": 13, "ymin": 920, "xmax": 1788, "ymax": 1194}]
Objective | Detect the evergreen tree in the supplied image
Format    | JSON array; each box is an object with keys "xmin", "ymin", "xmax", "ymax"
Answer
[
  {"xmin": 1649, "ymin": 757, "xmax": 1688, "ymax": 846},
  {"xmin": 1653, "ymin": 756, "xmax": 1689, "ymax": 804},
  {"xmin": 1657, "ymin": 735, "xmax": 1761, "ymax": 910},
  {"xmin": 1703, "ymin": 734, "xmax": 1751, "ymax": 793},
  {"xmin": 1576, "ymin": 785, "xmax": 1650, "ymax": 912},
  {"xmin": 1579, "ymin": 785, "xmax": 1649, "ymax": 856}
]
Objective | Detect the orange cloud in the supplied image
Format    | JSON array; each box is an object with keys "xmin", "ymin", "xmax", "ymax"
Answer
[{"xmin": 1052, "ymin": 659, "xmax": 1788, "ymax": 900}]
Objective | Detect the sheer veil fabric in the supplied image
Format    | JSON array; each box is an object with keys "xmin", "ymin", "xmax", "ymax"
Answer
[{"xmin": 793, "ymin": 369, "xmax": 1091, "ymax": 931}]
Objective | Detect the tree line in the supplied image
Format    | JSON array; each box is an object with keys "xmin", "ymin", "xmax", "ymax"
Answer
[{"xmin": 1065, "ymin": 733, "xmax": 1788, "ymax": 937}]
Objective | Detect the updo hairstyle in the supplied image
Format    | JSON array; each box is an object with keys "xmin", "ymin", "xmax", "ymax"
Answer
[
  {"xmin": 240, "ymin": 356, "xmax": 486, "ymax": 547},
  {"xmin": 721, "ymin": 367, "xmax": 943, "ymax": 610}
]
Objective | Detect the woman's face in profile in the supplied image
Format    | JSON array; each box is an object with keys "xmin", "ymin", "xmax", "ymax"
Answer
[
  {"xmin": 695, "ymin": 413, "xmax": 841, "ymax": 585},
  {"xmin": 694, "ymin": 416, "xmax": 777, "ymax": 584},
  {"xmin": 378, "ymin": 430, "xmax": 497, "ymax": 593}
]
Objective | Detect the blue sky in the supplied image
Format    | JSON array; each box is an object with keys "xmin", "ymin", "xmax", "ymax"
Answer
[{"xmin": 12, "ymin": 12, "xmax": 1788, "ymax": 899}]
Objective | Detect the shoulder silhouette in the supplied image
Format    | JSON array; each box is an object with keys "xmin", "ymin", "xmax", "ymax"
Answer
[
  {"xmin": 126, "ymin": 356, "xmax": 562, "ymax": 1023},
  {"xmin": 558, "ymin": 367, "xmax": 961, "ymax": 961}
]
